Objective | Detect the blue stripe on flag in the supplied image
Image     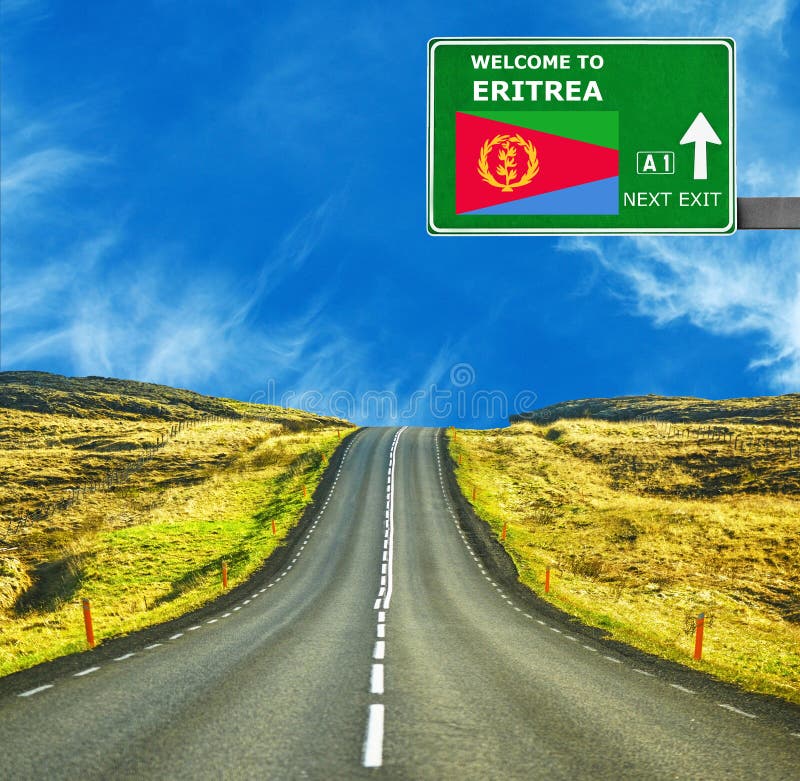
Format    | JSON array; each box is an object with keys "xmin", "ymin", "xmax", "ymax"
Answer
[{"xmin": 465, "ymin": 176, "xmax": 619, "ymax": 216}]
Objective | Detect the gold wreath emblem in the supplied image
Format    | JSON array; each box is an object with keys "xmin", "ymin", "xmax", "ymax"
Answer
[{"xmin": 477, "ymin": 134, "xmax": 539, "ymax": 192}]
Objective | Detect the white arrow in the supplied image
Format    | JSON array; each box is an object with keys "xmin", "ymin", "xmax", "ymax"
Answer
[{"xmin": 679, "ymin": 112, "xmax": 722, "ymax": 180}]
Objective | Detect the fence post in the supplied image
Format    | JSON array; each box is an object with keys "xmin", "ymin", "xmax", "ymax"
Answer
[
  {"xmin": 693, "ymin": 613, "xmax": 705, "ymax": 660},
  {"xmin": 82, "ymin": 598, "xmax": 95, "ymax": 648}
]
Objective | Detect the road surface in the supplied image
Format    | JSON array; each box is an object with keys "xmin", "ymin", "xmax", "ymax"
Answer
[{"xmin": 1, "ymin": 427, "xmax": 798, "ymax": 779}]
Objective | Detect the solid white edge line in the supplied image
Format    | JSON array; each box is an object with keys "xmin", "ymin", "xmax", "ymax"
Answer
[{"xmin": 363, "ymin": 704, "xmax": 385, "ymax": 767}]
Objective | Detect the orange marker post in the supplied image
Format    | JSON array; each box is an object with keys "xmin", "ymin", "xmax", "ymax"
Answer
[
  {"xmin": 472, "ymin": 486, "xmax": 477, "ymax": 501},
  {"xmin": 693, "ymin": 613, "xmax": 705, "ymax": 660},
  {"xmin": 322, "ymin": 453, "xmax": 328, "ymax": 464},
  {"xmin": 271, "ymin": 518, "xmax": 276, "ymax": 535},
  {"xmin": 302, "ymin": 484, "xmax": 307, "ymax": 498},
  {"xmin": 458, "ymin": 453, "xmax": 462, "ymax": 465},
  {"xmin": 545, "ymin": 567, "xmax": 551, "ymax": 594},
  {"xmin": 501, "ymin": 522, "xmax": 507, "ymax": 541},
  {"xmin": 82, "ymin": 598, "xmax": 95, "ymax": 649},
  {"xmin": 337, "ymin": 430, "xmax": 341, "ymax": 439},
  {"xmin": 222, "ymin": 561, "xmax": 228, "ymax": 590}
]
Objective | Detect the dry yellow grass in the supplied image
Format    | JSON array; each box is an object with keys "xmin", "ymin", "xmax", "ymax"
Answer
[
  {"xmin": 0, "ymin": 372, "xmax": 352, "ymax": 676},
  {"xmin": 450, "ymin": 410, "xmax": 800, "ymax": 704}
]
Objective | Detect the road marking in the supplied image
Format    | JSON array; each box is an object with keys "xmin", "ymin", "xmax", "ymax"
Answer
[
  {"xmin": 74, "ymin": 666, "xmax": 100, "ymax": 677},
  {"xmin": 114, "ymin": 653, "xmax": 136, "ymax": 661},
  {"xmin": 374, "ymin": 598, "xmax": 382, "ymax": 610},
  {"xmin": 670, "ymin": 684, "xmax": 695, "ymax": 694},
  {"xmin": 603, "ymin": 656, "xmax": 622, "ymax": 664},
  {"xmin": 371, "ymin": 664, "xmax": 384, "ymax": 695},
  {"xmin": 550, "ymin": 628, "xmax": 562, "ymax": 634},
  {"xmin": 169, "ymin": 633, "xmax": 184, "ymax": 640},
  {"xmin": 243, "ymin": 599, "xmax": 251, "ymax": 605},
  {"xmin": 363, "ymin": 704, "xmax": 385, "ymax": 768},
  {"xmin": 374, "ymin": 641, "xmax": 386, "ymax": 660},
  {"xmin": 377, "ymin": 611, "xmax": 386, "ymax": 622},
  {"xmin": 583, "ymin": 645, "xmax": 598, "ymax": 652},
  {"xmin": 18, "ymin": 685, "xmax": 53, "ymax": 698},
  {"xmin": 207, "ymin": 619, "xmax": 218, "ymax": 624},
  {"xmin": 233, "ymin": 606, "xmax": 242, "ymax": 612},
  {"xmin": 383, "ymin": 427, "xmax": 407, "ymax": 610},
  {"xmin": 146, "ymin": 643, "xmax": 163, "ymax": 650},
  {"xmin": 633, "ymin": 669, "xmax": 654, "ymax": 677},
  {"xmin": 377, "ymin": 624, "xmax": 386, "ymax": 638},
  {"xmin": 718, "ymin": 703, "xmax": 756, "ymax": 718},
  {"xmin": 221, "ymin": 612, "xmax": 232, "ymax": 618}
]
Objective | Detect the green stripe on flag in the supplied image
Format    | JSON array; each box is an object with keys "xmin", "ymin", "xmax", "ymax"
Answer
[{"xmin": 464, "ymin": 111, "xmax": 618, "ymax": 149}]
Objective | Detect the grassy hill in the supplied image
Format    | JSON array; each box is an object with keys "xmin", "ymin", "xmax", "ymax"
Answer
[
  {"xmin": 0, "ymin": 372, "xmax": 353, "ymax": 676},
  {"xmin": 452, "ymin": 394, "xmax": 800, "ymax": 704}
]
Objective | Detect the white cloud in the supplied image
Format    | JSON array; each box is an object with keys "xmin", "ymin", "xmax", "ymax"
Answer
[
  {"xmin": 564, "ymin": 0, "xmax": 800, "ymax": 393},
  {"xmin": 563, "ymin": 234, "xmax": 800, "ymax": 390}
]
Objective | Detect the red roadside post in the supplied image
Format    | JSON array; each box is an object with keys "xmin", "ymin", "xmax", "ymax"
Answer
[
  {"xmin": 501, "ymin": 522, "xmax": 507, "ymax": 541},
  {"xmin": 82, "ymin": 598, "xmax": 95, "ymax": 649},
  {"xmin": 222, "ymin": 561, "xmax": 228, "ymax": 590},
  {"xmin": 271, "ymin": 518, "xmax": 277, "ymax": 535},
  {"xmin": 694, "ymin": 613, "xmax": 705, "ymax": 660},
  {"xmin": 545, "ymin": 567, "xmax": 551, "ymax": 594}
]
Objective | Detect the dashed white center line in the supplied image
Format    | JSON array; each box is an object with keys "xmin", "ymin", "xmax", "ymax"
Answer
[
  {"xmin": 114, "ymin": 653, "xmax": 136, "ymax": 661},
  {"xmin": 377, "ymin": 624, "xmax": 386, "ymax": 639},
  {"xmin": 670, "ymin": 684, "xmax": 695, "ymax": 694},
  {"xmin": 370, "ymin": 663, "xmax": 385, "ymax": 695},
  {"xmin": 362, "ymin": 704, "xmax": 385, "ymax": 768},
  {"xmin": 74, "ymin": 666, "xmax": 100, "ymax": 677},
  {"xmin": 145, "ymin": 643, "xmax": 163, "ymax": 650},
  {"xmin": 207, "ymin": 618, "xmax": 218, "ymax": 624},
  {"xmin": 169, "ymin": 633, "xmax": 184, "ymax": 640},
  {"xmin": 374, "ymin": 640, "xmax": 386, "ymax": 660},
  {"xmin": 634, "ymin": 669, "xmax": 654, "ymax": 677},
  {"xmin": 603, "ymin": 656, "xmax": 622, "ymax": 664}
]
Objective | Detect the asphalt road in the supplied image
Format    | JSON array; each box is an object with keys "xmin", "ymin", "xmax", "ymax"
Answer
[{"xmin": 1, "ymin": 426, "xmax": 798, "ymax": 779}]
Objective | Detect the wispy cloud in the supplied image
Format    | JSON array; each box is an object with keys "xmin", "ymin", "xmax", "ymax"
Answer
[
  {"xmin": 608, "ymin": 0, "xmax": 793, "ymax": 42},
  {"xmin": 562, "ymin": 1, "xmax": 800, "ymax": 394},
  {"xmin": 562, "ymin": 234, "xmax": 800, "ymax": 389}
]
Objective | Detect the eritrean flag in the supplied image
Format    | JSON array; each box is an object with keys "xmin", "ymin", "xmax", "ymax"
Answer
[{"xmin": 455, "ymin": 111, "xmax": 619, "ymax": 215}]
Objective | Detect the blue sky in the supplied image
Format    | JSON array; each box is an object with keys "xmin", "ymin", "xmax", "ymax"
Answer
[{"xmin": 2, "ymin": 0, "xmax": 799, "ymax": 427}]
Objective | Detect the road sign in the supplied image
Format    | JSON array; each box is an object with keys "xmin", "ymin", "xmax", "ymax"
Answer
[{"xmin": 427, "ymin": 38, "xmax": 736, "ymax": 235}]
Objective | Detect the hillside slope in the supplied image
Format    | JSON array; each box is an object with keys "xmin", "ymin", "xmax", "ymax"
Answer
[
  {"xmin": 0, "ymin": 372, "xmax": 352, "ymax": 676},
  {"xmin": 452, "ymin": 394, "xmax": 800, "ymax": 703}
]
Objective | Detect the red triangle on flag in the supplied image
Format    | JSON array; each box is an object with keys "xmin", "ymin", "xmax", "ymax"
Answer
[{"xmin": 456, "ymin": 112, "xmax": 619, "ymax": 214}]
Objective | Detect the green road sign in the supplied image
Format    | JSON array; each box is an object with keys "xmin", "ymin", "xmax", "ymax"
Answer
[{"xmin": 427, "ymin": 38, "xmax": 735, "ymax": 235}]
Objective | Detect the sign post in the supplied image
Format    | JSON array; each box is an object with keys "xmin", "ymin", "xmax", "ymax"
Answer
[{"xmin": 427, "ymin": 38, "xmax": 735, "ymax": 235}]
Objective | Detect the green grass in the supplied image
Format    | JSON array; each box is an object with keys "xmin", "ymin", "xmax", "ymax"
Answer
[
  {"xmin": 0, "ymin": 372, "xmax": 354, "ymax": 677},
  {"xmin": 449, "ymin": 412, "xmax": 800, "ymax": 704}
]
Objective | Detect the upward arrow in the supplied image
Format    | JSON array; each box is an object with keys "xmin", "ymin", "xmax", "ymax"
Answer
[{"xmin": 679, "ymin": 112, "xmax": 722, "ymax": 180}]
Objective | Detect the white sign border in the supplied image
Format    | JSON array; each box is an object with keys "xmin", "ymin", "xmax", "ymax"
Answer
[{"xmin": 426, "ymin": 37, "xmax": 736, "ymax": 236}]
